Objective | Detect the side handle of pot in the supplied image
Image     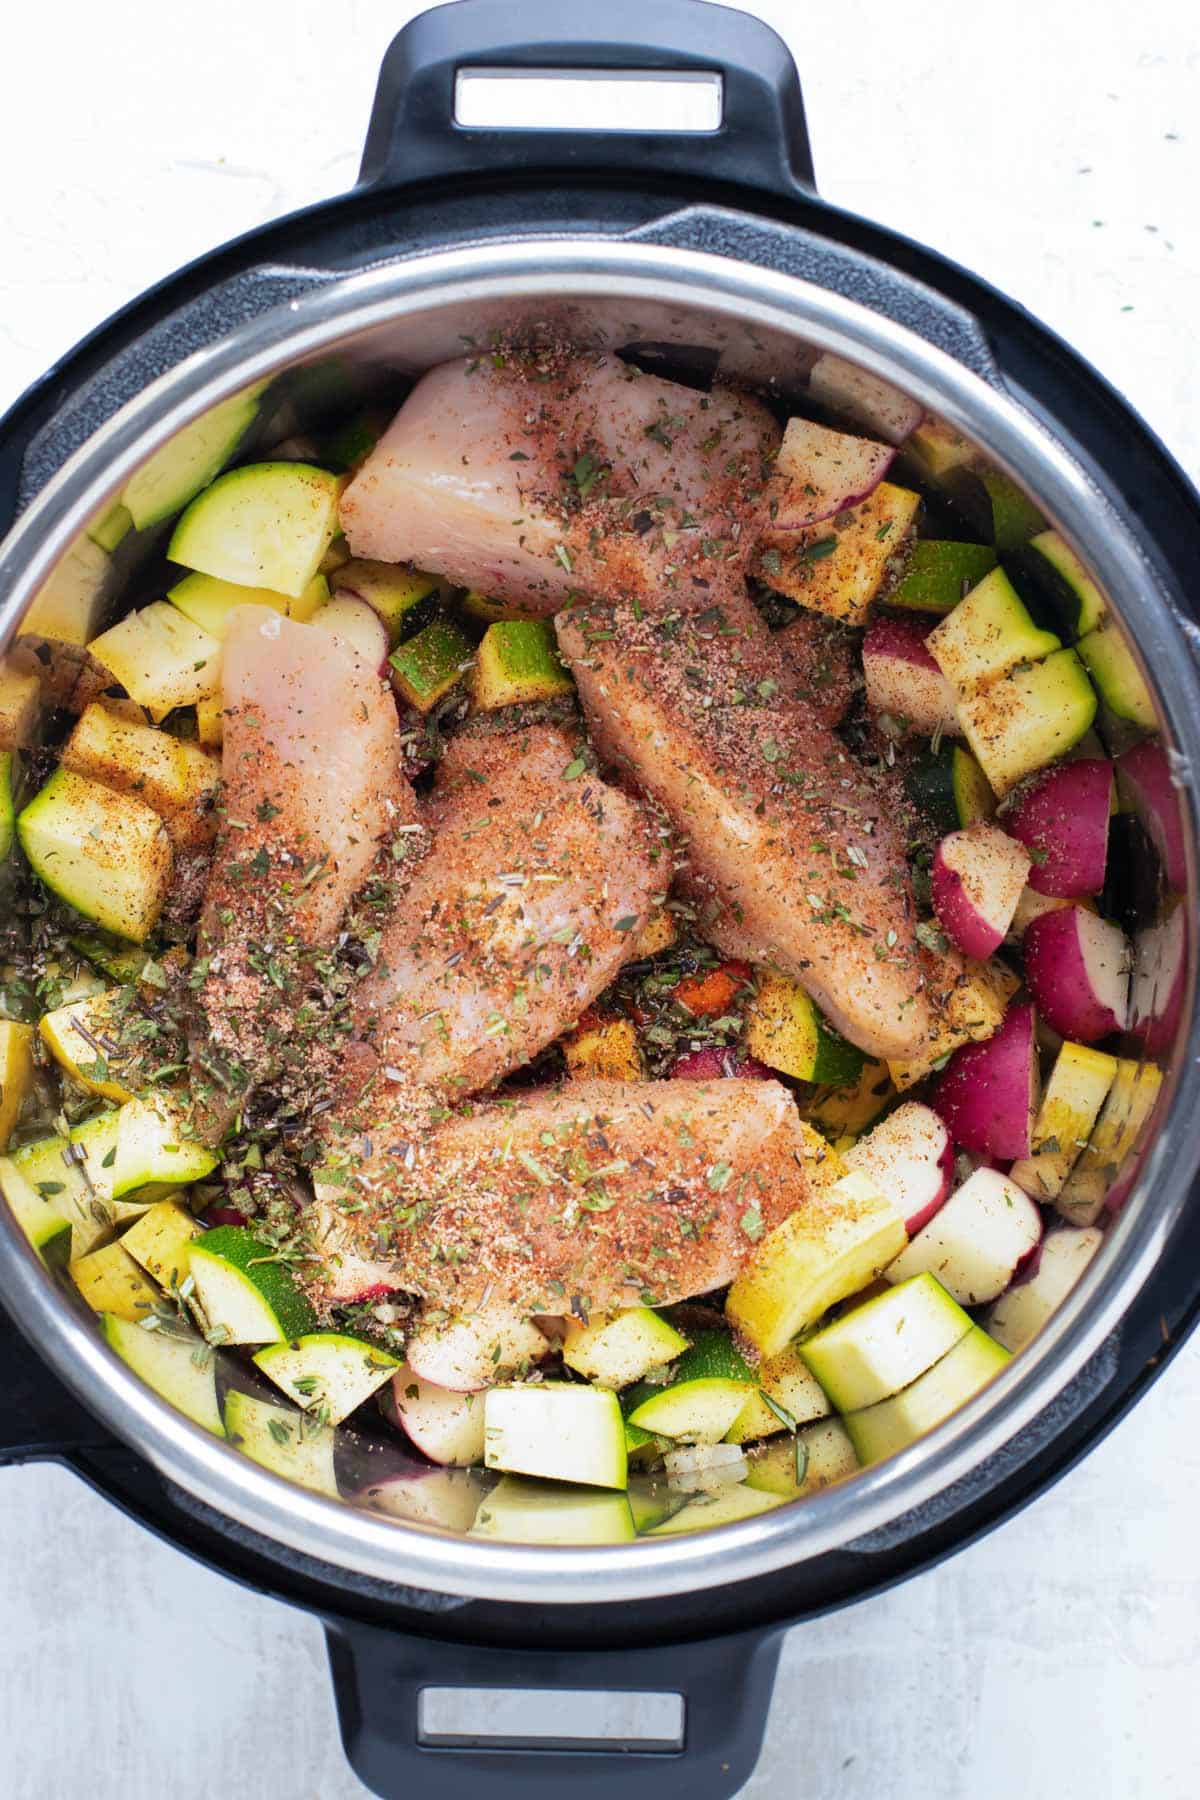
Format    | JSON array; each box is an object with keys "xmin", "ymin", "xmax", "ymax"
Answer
[
  {"xmin": 326, "ymin": 1617, "xmax": 783, "ymax": 1800},
  {"xmin": 359, "ymin": 0, "xmax": 815, "ymax": 203}
]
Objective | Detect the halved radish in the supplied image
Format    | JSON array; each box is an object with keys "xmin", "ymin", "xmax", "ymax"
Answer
[
  {"xmin": 844, "ymin": 1101, "xmax": 954, "ymax": 1235},
  {"xmin": 1006, "ymin": 886, "xmax": 1075, "ymax": 943},
  {"xmin": 1129, "ymin": 899, "xmax": 1187, "ymax": 1059},
  {"xmin": 309, "ymin": 596, "xmax": 389, "ymax": 673},
  {"xmin": 863, "ymin": 615, "xmax": 960, "ymax": 738},
  {"xmin": 380, "ymin": 1366, "xmax": 486, "ymax": 1466},
  {"xmin": 407, "ymin": 1306, "xmax": 550, "ymax": 1392},
  {"xmin": 668, "ymin": 1047, "xmax": 773, "ymax": 1081},
  {"xmin": 768, "ymin": 417, "xmax": 895, "ymax": 530},
  {"xmin": 1116, "ymin": 740, "xmax": 1186, "ymax": 891},
  {"xmin": 987, "ymin": 1225, "xmax": 1103, "ymax": 1354},
  {"xmin": 885, "ymin": 1167, "xmax": 1044, "ymax": 1306},
  {"xmin": 807, "ymin": 353, "xmax": 924, "ymax": 444},
  {"xmin": 1023, "ymin": 907, "xmax": 1130, "ymax": 1043},
  {"xmin": 1002, "ymin": 758, "xmax": 1112, "ymax": 897},
  {"xmin": 356, "ymin": 1467, "xmax": 490, "ymax": 1533},
  {"xmin": 932, "ymin": 822, "xmax": 1031, "ymax": 958},
  {"xmin": 933, "ymin": 1001, "xmax": 1038, "ymax": 1161}
]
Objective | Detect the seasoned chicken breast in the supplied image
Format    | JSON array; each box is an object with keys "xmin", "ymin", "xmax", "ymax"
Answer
[
  {"xmin": 343, "ymin": 723, "xmax": 665, "ymax": 1103},
  {"xmin": 339, "ymin": 351, "xmax": 778, "ymax": 613},
  {"xmin": 310, "ymin": 1077, "xmax": 824, "ymax": 1313},
  {"xmin": 557, "ymin": 596, "xmax": 930, "ymax": 1059},
  {"xmin": 192, "ymin": 605, "xmax": 415, "ymax": 1124}
]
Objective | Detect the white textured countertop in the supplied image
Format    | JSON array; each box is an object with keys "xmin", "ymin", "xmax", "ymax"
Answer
[{"xmin": 1, "ymin": 3, "xmax": 1197, "ymax": 1795}]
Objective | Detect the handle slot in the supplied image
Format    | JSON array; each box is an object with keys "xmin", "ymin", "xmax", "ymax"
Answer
[
  {"xmin": 454, "ymin": 67, "xmax": 723, "ymax": 133},
  {"xmin": 417, "ymin": 1685, "xmax": 685, "ymax": 1752}
]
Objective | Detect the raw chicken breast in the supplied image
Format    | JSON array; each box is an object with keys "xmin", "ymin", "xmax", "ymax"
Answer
[
  {"xmin": 343, "ymin": 723, "xmax": 664, "ymax": 1102},
  {"xmin": 339, "ymin": 351, "xmax": 778, "ymax": 613},
  {"xmin": 557, "ymin": 596, "xmax": 930, "ymax": 1060},
  {"xmin": 192, "ymin": 605, "xmax": 415, "ymax": 1126},
  {"xmin": 310, "ymin": 1077, "xmax": 823, "ymax": 1313}
]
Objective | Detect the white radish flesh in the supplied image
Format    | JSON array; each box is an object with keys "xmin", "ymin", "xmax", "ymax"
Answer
[
  {"xmin": 987, "ymin": 1227, "xmax": 1103, "ymax": 1354},
  {"xmin": 932, "ymin": 822, "xmax": 1031, "ymax": 959},
  {"xmin": 381, "ymin": 1367, "xmax": 487, "ymax": 1466},
  {"xmin": 885, "ymin": 1168, "xmax": 1044, "ymax": 1307},
  {"xmin": 844, "ymin": 1102, "xmax": 954, "ymax": 1236},
  {"xmin": 863, "ymin": 615, "xmax": 960, "ymax": 738},
  {"xmin": 768, "ymin": 417, "xmax": 895, "ymax": 529},
  {"xmin": 406, "ymin": 1307, "xmax": 550, "ymax": 1393}
]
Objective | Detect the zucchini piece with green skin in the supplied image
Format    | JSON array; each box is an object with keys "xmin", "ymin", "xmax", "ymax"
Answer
[
  {"xmin": 744, "ymin": 973, "xmax": 864, "ymax": 1086},
  {"xmin": 0, "ymin": 1155, "xmax": 70, "ymax": 1262},
  {"xmin": 101, "ymin": 1314, "xmax": 222, "ymax": 1437},
  {"xmin": 88, "ymin": 602, "xmax": 222, "ymax": 721},
  {"xmin": 69, "ymin": 935, "xmax": 154, "ymax": 984},
  {"xmin": 335, "ymin": 560, "xmax": 442, "ymax": 646},
  {"xmin": 1076, "ymin": 619, "xmax": 1157, "ymax": 730},
  {"xmin": 843, "ymin": 1325, "xmax": 1010, "ymax": 1465},
  {"xmin": 388, "ymin": 615, "xmax": 475, "ymax": 712},
  {"xmin": 725, "ymin": 1341, "xmax": 831, "ymax": 1444},
  {"xmin": 168, "ymin": 569, "xmax": 329, "ymax": 637},
  {"xmin": 469, "ymin": 620, "xmax": 574, "ymax": 710},
  {"xmin": 168, "ymin": 462, "xmax": 342, "ymax": 599},
  {"xmin": 223, "ymin": 1390, "xmax": 338, "ymax": 1496},
  {"xmin": 483, "ymin": 1384, "xmax": 627, "ymax": 1490},
  {"xmin": 927, "ymin": 567, "xmax": 1061, "ymax": 693},
  {"xmin": 253, "ymin": 1332, "xmax": 400, "ymax": 1426},
  {"xmin": 957, "ymin": 648, "xmax": 1098, "ymax": 798},
  {"xmin": 470, "ymin": 1475, "xmax": 636, "ymax": 1545},
  {"xmin": 122, "ymin": 387, "xmax": 262, "ymax": 531},
  {"xmin": 18, "ymin": 769, "xmax": 173, "ymax": 942},
  {"xmin": 627, "ymin": 1376, "xmax": 754, "ymax": 1446},
  {"xmin": 885, "ymin": 540, "xmax": 998, "ymax": 615},
  {"xmin": 561, "ymin": 1306, "xmax": 689, "ymax": 1388},
  {"xmin": 1018, "ymin": 530, "xmax": 1106, "ymax": 640},
  {"xmin": 627, "ymin": 1474, "xmax": 689, "ymax": 1534},
  {"xmin": 23, "ymin": 536, "xmax": 115, "ymax": 647},
  {"xmin": 190, "ymin": 1226, "xmax": 317, "ymax": 1346},
  {"xmin": 905, "ymin": 743, "xmax": 996, "ymax": 837},
  {"xmin": 943, "ymin": 467, "xmax": 1047, "ymax": 551},
  {"xmin": 800, "ymin": 1273, "xmax": 974, "ymax": 1413},
  {"xmin": 644, "ymin": 1482, "xmax": 786, "ymax": 1535}
]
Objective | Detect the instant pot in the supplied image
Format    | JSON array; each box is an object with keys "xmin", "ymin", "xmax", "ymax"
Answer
[{"xmin": 0, "ymin": 4, "xmax": 1197, "ymax": 1795}]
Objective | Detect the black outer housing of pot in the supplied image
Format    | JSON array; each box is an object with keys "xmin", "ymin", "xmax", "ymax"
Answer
[{"xmin": 1, "ymin": 5, "xmax": 1199, "ymax": 1795}]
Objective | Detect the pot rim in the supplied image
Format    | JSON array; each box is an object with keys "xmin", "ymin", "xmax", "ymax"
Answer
[{"xmin": 0, "ymin": 236, "xmax": 1195, "ymax": 1606}]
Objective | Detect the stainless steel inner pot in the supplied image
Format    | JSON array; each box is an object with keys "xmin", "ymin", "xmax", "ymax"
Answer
[{"xmin": 0, "ymin": 238, "xmax": 1196, "ymax": 1606}]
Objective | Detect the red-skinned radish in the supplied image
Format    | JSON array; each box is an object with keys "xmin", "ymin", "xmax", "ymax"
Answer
[
  {"xmin": 1002, "ymin": 758, "xmax": 1112, "ymax": 897},
  {"xmin": 668, "ymin": 1047, "xmax": 773, "ymax": 1081},
  {"xmin": 380, "ymin": 1366, "xmax": 486, "ymax": 1467},
  {"xmin": 807, "ymin": 353, "xmax": 924, "ymax": 444},
  {"xmin": 1129, "ymin": 899, "xmax": 1187, "ymax": 1059},
  {"xmin": 934, "ymin": 1000, "xmax": 1038, "ymax": 1161},
  {"xmin": 1023, "ymin": 907, "xmax": 1129, "ymax": 1043},
  {"xmin": 844, "ymin": 1101, "xmax": 954, "ymax": 1235},
  {"xmin": 768, "ymin": 417, "xmax": 895, "ymax": 530},
  {"xmin": 310, "ymin": 595, "xmax": 390, "ymax": 672},
  {"xmin": 885, "ymin": 1166, "xmax": 1044, "ymax": 1306},
  {"xmin": 1116, "ymin": 740, "xmax": 1187, "ymax": 890},
  {"xmin": 987, "ymin": 1225, "xmax": 1102, "ymax": 1354},
  {"xmin": 863, "ymin": 614, "xmax": 960, "ymax": 738},
  {"xmin": 932, "ymin": 822, "xmax": 1031, "ymax": 959}
]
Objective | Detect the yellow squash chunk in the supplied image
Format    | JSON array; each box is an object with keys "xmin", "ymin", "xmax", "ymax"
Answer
[
  {"xmin": 632, "ymin": 910, "xmax": 678, "ymax": 958},
  {"xmin": 0, "ymin": 1021, "xmax": 34, "ymax": 1147},
  {"xmin": 888, "ymin": 957, "xmax": 1018, "ymax": 1090},
  {"xmin": 69, "ymin": 1240, "xmax": 161, "ymax": 1323},
  {"xmin": 61, "ymin": 703, "xmax": 219, "ymax": 848},
  {"xmin": 726, "ymin": 1168, "xmax": 907, "ymax": 1358},
  {"xmin": 89, "ymin": 602, "xmax": 222, "ymax": 721},
  {"xmin": 23, "ymin": 536, "xmax": 115, "ymax": 647},
  {"xmin": 1057, "ymin": 1059, "xmax": 1163, "ymax": 1226},
  {"xmin": 804, "ymin": 1058, "xmax": 895, "ymax": 1140},
  {"xmin": 18, "ymin": 769, "xmax": 173, "ymax": 942},
  {"xmin": 0, "ymin": 658, "xmax": 42, "ymax": 750},
  {"xmin": 1009, "ymin": 1042, "xmax": 1118, "ymax": 1201},
  {"xmin": 39, "ymin": 990, "xmax": 141, "ymax": 1102},
  {"xmin": 562, "ymin": 1016, "xmax": 644, "ymax": 1082},
  {"xmin": 725, "ymin": 1341, "xmax": 831, "ymax": 1444},
  {"xmin": 168, "ymin": 570, "xmax": 329, "ymax": 637},
  {"xmin": 195, "ymin": 695, "xmax": 224, "ymax": 747},
  {"xmin": 756, "ymin": 482, "xmax": 921, "ymax": 626},
  {"xmin": 744, "ymin": 973, "xmax": 864, "ymax": 1086},
  {"xmin": 118, "ymin": 1198, "xmax": 201, "ymax": 1290},
  {"xmin": 957, "ymin": 648, "xmax": 1097, "ymax": 798},
  {"xmin": 469, "ymin": 620, "xmax": 575, "ymax": 710}
]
